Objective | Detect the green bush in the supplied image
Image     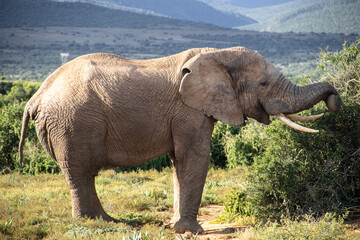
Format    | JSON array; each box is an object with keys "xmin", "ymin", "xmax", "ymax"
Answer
[
  {"xmin": 0, "ymin": 79, "xmax": 61, "ymax": 174},
  {"xmin": 210, "ymin": 122, "xmax": 242, "ymax": 168},
  {"xmin": 0, "ymin": 102, "xmax": 26, "ymax": 173},
  {"xmin": 224, "ymin": 39, "xmax": 360, "ymax": 220},
  {"xmin": 223, "ymin": 121, "xmax": 267, "ymax": 168},
  {"xmin": 220, "ymin": 190, "xmax": 255, "ymax": 222},
  {"xmin": 0, "ymin": 79, "xmax": 41, "ymax": 107},
  {"xmin": 21, "ymin": 140, "xmax": 60, "ymax": 174}
]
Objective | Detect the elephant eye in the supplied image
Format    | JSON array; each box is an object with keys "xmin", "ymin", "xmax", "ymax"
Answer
[{"xmin": 260, "ymin": 81, "xmax": 268, "ymax": 87}]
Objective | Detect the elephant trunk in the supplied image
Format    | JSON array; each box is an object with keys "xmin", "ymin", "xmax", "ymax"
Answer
[
  {"xmin": 264, "ymin": 77, "xmax": 341, "ymax": 116},
  {"xmin": 262, "ymin": 77, "xmax": 341, "ymax": 133},
  {"xmin": 291, "ymin": 82, "xmax": 341, "ymax": 114}
]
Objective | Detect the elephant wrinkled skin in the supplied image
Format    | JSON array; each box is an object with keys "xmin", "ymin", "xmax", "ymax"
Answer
[{"xmin": 19, "ymin": 47, "xmax": 341, "ymax": 233}]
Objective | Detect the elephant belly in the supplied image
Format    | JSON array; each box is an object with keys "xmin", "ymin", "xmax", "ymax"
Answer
[{"xmin": 104, "ymin": 116, "xmax": 174, "ymax": 167}]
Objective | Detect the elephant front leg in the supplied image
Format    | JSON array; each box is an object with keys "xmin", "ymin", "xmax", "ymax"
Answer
[
  {"xmin": 171, "ymin": 152, "xmax": 209, "ymax": 233},
  {"xmin": 169, "ymin": 117, "xmax": 214, "ymax": 233}
]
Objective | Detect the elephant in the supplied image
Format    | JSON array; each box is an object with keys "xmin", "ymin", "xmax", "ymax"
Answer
[{"xmin": 19, "ymin": 47, "xmax": 341, "ymax": 233}]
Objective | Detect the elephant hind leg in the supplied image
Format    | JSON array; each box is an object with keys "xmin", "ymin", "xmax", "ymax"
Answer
[
  {"xmin": 62, "ymin": 168, "xmax": 114, "ymax": 221},
  {"xmin": 90, "ymin": 177, "xmax": 114, "ymax": 221}
]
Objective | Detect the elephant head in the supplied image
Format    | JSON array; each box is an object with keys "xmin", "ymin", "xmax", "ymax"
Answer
[{"xmin": 179, "ymin": 47, "xmax": 341, "ymax": 132}]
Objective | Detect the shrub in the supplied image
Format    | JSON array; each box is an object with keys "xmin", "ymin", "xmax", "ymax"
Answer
[
  {"xmin": 0, "ymin": 79, "xmax": 61, "ymax": 174},
  {"xmin": 21, "ymin": 140, "xmax": 60, "ymax": 174},
  {"xmin": 223, "ymin": 121, "xmax": 267, "ymax": 168},
  {"xmin": 0, "ymin": 79, "xmax": 41, "ymax": 107},
  {"xmin": 210, "ymin": 122, "xmax": 242, "ymax": 168},
  {"xmin": 0, "ymin": 102, "xmax": 28, "ymax": 173}
]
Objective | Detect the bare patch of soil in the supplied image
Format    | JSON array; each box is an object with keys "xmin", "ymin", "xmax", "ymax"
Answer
[{"xmin": 176, "ymin": 205, "xmax": 249, "ymax": 240}]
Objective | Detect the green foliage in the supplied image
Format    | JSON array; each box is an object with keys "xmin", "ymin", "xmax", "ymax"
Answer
[
  {"xmin": 0, "ymin": 103, "xmax": 25, "ymax": 173},
  {"xmin": 221, "ymin": 191, "xmax": 254, "ymax": 221},
  {"xmin": 0, "ymin": 80, "xmax": 12, "ymax": 95},
  {"xmin": 223, "ymin": 122, "xmax": 267, "ymax": 168},
  {"xmin": 21, "ymin": 141, "xmax": 60, "ymax": 174},
  {"xmin": 0, "ymin": 79, "xmax": 61, "ymax": 174},
  {"xmin": 319, "ymin": 38, "xmax": 360, "ymax": 106},
  {"xmin": 210, "ymin": 122, "xmax": 241, "ymax": 168},
  {"xmin": 223, "ymin": 39, "xmax": 360, "ymax": 220},
  {"xmin": 0, "ymin": 80, "xmax": 41, "ymax": 107}
]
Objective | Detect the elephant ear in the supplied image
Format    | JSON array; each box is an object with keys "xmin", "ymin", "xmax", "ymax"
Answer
[{"xmin": 179, "ymin": 52, "xmax": 244, "ymax": 126}]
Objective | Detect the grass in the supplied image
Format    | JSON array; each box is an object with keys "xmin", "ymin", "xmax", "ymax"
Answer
[
  {"xmin": 0, "ymin": 167, "xmax": 358, "ymax": 239},
  {"xmin": 0, "ymin": 167, "xmax": 245, "ymax": 239}
]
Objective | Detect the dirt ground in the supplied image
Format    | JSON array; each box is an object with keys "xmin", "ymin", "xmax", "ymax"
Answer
[
  {"xmin": 176, "ymin": 205, "xmax": 248, "ymax": 240},
  {"xmin": 175, "ymin": 205, "xmax": 360, "ymax": 240}
]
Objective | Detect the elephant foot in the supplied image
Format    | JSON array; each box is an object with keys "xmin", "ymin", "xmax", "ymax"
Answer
[
  {"xmin": 173, "ymin": 218, "xmax": 204, "ymax": 234},
  {"xmin": 94, "ymin": 212, "xmax": 115, "ymax": 222},
  {"xmin": 73, "ymin": 211, "xmax": 115, "ymax": 222},
  {"xmin": 72, "ymin": 205, "xmax": 115, "ymax": 222}
]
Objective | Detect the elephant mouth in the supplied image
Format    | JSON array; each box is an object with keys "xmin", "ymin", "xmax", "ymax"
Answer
[{"xmin": 253, "ymin": 104, "xmax": 270, "ymax": 125}]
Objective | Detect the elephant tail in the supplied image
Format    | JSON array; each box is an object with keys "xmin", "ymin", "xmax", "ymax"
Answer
[{"xmin": 19, "ymin": 105, "xmax": 30, "ymax": 169}]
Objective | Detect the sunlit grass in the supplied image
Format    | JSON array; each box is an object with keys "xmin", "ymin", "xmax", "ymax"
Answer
[{"xmin": 0, "ymin": 167, "xmax": 245, "ymax": 239}]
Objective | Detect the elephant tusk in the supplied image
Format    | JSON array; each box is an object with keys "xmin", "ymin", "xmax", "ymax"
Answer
[
  {"xmin": 285, "ymin": 113, "xmax": 324, "ymax": 122},
  {"xmin": 276, "ymin": 113, "xmax": 319, "ymax": 133}
]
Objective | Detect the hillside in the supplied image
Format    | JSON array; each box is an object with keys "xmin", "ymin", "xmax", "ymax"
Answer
[
  {"xmin": 209, "ymin": 0, "xmax": 326, "ymax": 23},
  {"xmin": 237, "ymin": 0, "xmax": 360, "ymax": 33},
  {"xmin": 199, "ymin": 0, "xmax": 295, "ymax": 9},
  {"xmin": 0, "ymin": 0, "xmax": 223, "ymax": 30},
  {"xmin": 54, "ymin": 0, "xmax": 256, "ymax": 28},
  {"xmin": 201, "ymin": 0, "xmax": 360, "ymax": 34}
]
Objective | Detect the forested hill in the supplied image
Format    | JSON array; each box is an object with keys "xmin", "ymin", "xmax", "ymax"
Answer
[
  {"xmin": 0, "ymin": 0, "xmax": 223, "ymax": 29},
  {"xmin": 236, "ymin": 0, "xmax": 360, "ymax": 34},
  {"xmin": 201, "ymin": 0, "xmax": 360, "ymax": 34}
]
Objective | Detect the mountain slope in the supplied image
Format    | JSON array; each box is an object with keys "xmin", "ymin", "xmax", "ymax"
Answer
[
  {"xmin": 236, "ymin": 0, "xmax": 360, "ymax": 33},
  {"xmin": 59, "ymin": 0, "xmax": 256, "ymax": 28},
  {"xmin": 200, "ymin": 0, "xmax": 326, "ymax": 22},
  {"xmin": 0, "ymin": 0, "xmax": 223, "ymax": 29},
  {"xmin": 199, "ymin": 0, "xmax": 295, "ymax": 9}
]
